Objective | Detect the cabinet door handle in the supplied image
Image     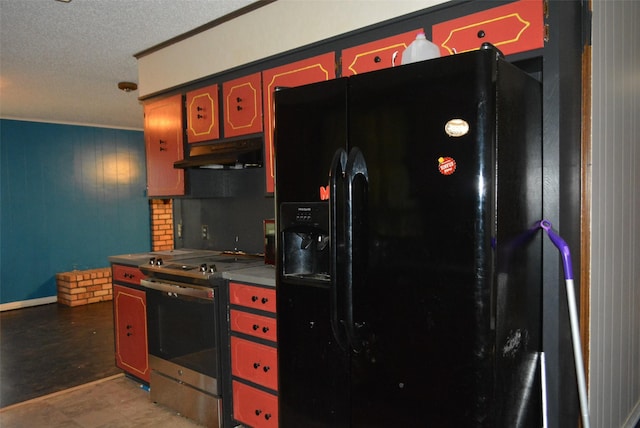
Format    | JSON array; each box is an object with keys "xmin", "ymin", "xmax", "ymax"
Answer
[
  {"xmin": 158, "ymin": 139, "xmax": 166, "ymax": 145},
  {"xmin": 159, "ymin": 147, "xmax": 167, "ymax": 152},
  {"xmin": 236, "ymin": 105, "xmax": 243, "ymax": 111},
  {"xmin": 197, "ymin": 106, "xmax": 204, "ymax": 111},
  {"xmin": 197, "ymin": 114, "xmax": 204, "ymax": 119}
]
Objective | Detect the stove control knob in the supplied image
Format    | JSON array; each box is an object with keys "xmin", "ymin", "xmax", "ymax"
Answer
[
  {"xmin": 149, "ymin": 257, "xmax": 156, "ymax": 265},
  {"xmin": 200, "ymin": 263, "xmax": 207, "ymax": 272},
  {"xmin": 209, "ymin": 265, "xmax": 217, "ymax": 273},
  {"xmin": 156, "ymin": 258, "xmax": 163, "ymax": 266}
]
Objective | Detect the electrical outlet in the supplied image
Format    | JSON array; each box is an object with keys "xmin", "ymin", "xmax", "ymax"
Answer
[{"xmin": 201, "ymin": 225, "xmax": 208, "ymax": 240}]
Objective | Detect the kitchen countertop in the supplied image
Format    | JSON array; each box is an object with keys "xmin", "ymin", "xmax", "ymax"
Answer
[{"xmin": 222, "ymin": 264, "xmax": 276, "ymax": 287}]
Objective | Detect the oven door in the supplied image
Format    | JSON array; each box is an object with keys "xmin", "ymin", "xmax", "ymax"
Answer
[{"xmin": 142, "ymin": 278, "xmax": 220, "ymax": 395}]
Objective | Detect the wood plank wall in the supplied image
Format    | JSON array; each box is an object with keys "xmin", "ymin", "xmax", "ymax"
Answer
[
  {"xmin": 0, "ymin": 120, "xmax": 151, "ymax": 305},
  {"xmin": 590, "ymin": 1, "xmax": 640, "ymax": 426}
]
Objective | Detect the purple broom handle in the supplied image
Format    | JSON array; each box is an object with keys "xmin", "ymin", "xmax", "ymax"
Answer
[{"xmin": 540, "ymin": 220, "xmax": 574, "ymax": 280}]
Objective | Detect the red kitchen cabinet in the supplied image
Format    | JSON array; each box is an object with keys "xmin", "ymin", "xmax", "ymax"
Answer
[
  {"xmin": 113, "ymin": 283, "xmax": 149, "ymax": 383},
  {"xmin": 112, "ymin": 264, "xmax": 144, "ymax": 286},
  {"xmin": 230, "ymin": 309, "xmax": 277, "ymax": 342},
  {"xmin": 229, "ymin": 280, "xmax": 278, "ymax": 427},
  {"xmin": 341, "ymin": 29, "xmax": 421, "ymax": 76},
  {"xmin": 432, "ymin": 0, "xmax": 544, "ymax": 57},
  {"xmin": 223, "ymin": 73, "xmax": 263, "ymax": 138},
  {"xmin": 262, "ymin": 52, "xmax": 336, "ymax": 193},
  {"xmin": 231, "ymin": 337, "xmax": 278, "ymax": 391},
  {"xmin": 229, "ymin": 281, "xmax": 276, "ymax": 313},
  {"xmin": 186, "ymin": 84, "xmax": 220, "ymax": 143},
  {"xmin": 233, "ymin": 380, "xmax": 278, "ymax": 428},
  {"xmin": 144, "ymin": 95, "xmax": 185, "ymax": 196}
]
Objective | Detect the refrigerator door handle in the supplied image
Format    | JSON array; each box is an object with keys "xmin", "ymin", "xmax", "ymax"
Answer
[
  {"xmin": 344, "ymin": 147, "xmax": 369, "ymax": 353},
  {"xmin": 329, "ymin": 147, "xmax": 349, "ymax": 351}
]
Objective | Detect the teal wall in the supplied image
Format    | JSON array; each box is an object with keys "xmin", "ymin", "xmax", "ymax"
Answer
[{"xmin": 0, "ymin": 119, "xmax": 150, "ymax": 305}]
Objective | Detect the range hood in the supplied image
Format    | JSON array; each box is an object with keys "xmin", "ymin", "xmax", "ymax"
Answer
[{"xmin": 174, "ymin": 136, "xmax": 263, "ymax": 169}]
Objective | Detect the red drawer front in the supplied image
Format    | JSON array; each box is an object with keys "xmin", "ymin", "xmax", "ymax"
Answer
[
  {"xmin": 229, "ymin": 282, "xmax": 276, "ymax": 313},
  {"xmin": 341, "ymin": 29, "xmax": 420, "ymax": 76},
  {"xmin": 432, "ymin": 0, "xmax": 544, "ymax": 57},
  {"xmin": 231, "ymin": 337, "xmax": 278, "ymax": 391},
  {"xmin": 112, "ymin": 264, "xmax": 144, "ymax": 286},
  {"xmin": 230, "ymin": 309, "xmax": 277, "ymax": 342},
  {"xmin": 233, "ymin": 380, "xmax": 278, "ymax": 428}
]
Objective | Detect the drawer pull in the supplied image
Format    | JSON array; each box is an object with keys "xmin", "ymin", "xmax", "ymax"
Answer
[
  {"xmin": 262, "ymin": 326, "xmax": 269, "ymax": 333},
  {"xmin": 265, "ymin": 413, "xmax": 272, "ymax": 420},
  {"xmin": 261, "ymin": 297, "xmax": 269, "ymax": 304},
  {"xmin": 253, "ymin": 362, "xmax": 261, "ymax": 369},
  {"xmin": 252, "ymin": 324, "xmax": 260, "ymax": 330},
  {"xmin": 263, "ymin": 366, "xmax": 270, "ymax": 373},
  {"xmin": 255, "ymin": 409, "xmax": 262, "ymax": 416},
  {"xmin": 251, "ymin": 295, "xmax": 259, "ymax": 302}
]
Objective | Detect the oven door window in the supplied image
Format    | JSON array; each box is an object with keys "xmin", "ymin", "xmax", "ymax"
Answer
[{"xmin": 147, "ymin": 290, "xmax": 218, "ymax": 379}]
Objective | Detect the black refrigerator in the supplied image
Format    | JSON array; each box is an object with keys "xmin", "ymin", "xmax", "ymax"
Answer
[{"xmin": 274, "ymin": 45, "xmax": 543, "ymax": 428}]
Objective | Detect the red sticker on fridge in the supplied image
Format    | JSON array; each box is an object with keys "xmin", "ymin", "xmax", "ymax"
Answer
[{"xmin": 438, "ymin": 157, "xmax": 457, "ymax": 175}]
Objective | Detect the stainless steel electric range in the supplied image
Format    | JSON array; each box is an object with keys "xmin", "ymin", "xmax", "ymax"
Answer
[{"xmin": 139, "ymin": 252, "xmax": 263, "ymax": 427}]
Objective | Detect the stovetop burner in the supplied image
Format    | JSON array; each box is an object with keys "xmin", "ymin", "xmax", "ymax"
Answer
[{"xmin": 140, "ymin": 251, "xmax": 264, "ymax": 286}]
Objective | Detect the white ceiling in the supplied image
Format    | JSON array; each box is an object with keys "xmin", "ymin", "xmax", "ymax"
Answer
[{"xmin": 0, "ymin": 0, "xmax": 256, "ymax": 130}]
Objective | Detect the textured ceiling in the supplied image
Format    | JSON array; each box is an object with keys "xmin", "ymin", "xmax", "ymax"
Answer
[{"xmin": 0, "ymin": 0, "xmax": 256, "ymax": 130}]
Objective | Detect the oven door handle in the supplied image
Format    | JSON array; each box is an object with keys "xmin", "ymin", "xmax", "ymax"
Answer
[{"xmin": 140, "ymin": 279, "xmax": 214, "ymax": 301}]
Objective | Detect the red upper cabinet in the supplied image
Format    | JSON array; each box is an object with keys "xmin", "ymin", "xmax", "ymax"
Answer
[
  {"xmin": 223, "ymin": 73, "xmax": 263, "ymax": 138},
  {"xmin": 144, "ymin": 95, "xmax": 185, "ymax": 196},
  {"xmin": 186, "ymin": 84, "xmax": 220, "ymax": 143},
  {"xmin": 432, "ymin": 0, "xmax": 544, "ymax": 57},
  {"xmin": 262, "ymin": 52, "xmax": 336, "ymax": 194},
  {"xmin": 341, "ymin": 29, "xmax": 421, "ymax": 76}
]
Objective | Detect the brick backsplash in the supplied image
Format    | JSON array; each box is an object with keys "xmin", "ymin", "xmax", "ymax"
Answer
[
  {"xmin": 150, "ymin": 199, "xmax": 174, "ymax": 251},
  {"xmin": 56, "ymin": 268, "xmax": 112, "ymax": 307}
]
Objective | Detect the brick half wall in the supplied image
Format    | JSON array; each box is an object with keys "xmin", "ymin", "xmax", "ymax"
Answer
[{"xmin": 56, "ymin": 268, "xmax": 112, "ymax": 307}]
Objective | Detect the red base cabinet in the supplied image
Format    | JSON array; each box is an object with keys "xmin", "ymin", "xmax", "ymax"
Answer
[
  {"xmin": 229, "ymin": 281, "xmax": 278, "ymax": 428},
  {"xmin": 233, "ymin": 380, "xmax": 278, "ymax": 428},
  {"xmin": 113, "ymin": 280, "xmax": 149, "ymax": 383}
]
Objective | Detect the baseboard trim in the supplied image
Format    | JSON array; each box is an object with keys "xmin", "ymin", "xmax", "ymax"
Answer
[
  {"xmin": 0, "ymin": 296, "xmax": 58, "ymax": 312},
  {"xmin": 0, "ymin": 373, "xmax": 124, "ymax": 411}
]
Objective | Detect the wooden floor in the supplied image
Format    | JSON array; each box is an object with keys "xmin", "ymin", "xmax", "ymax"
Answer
[
  {"xmin": 0, "ymin": 301, "xmax": 205, "ymax": 427},
  {"xmin": 0, "ymin": 301, "xmax": 121, "ymax": 408}
]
